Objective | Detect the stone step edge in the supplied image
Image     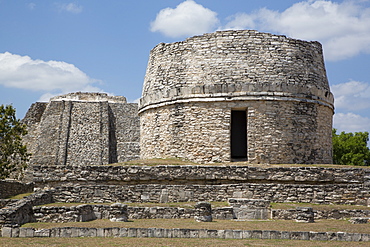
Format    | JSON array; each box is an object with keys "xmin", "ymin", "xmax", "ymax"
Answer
[{"xmin": 1, "ymin": 227, "xmax": 369, "ymax": 241}]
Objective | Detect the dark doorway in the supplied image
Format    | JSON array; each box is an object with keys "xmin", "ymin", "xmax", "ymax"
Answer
[{"xmin": 231, "ymin": 110, "xmax": 247, "ymax": 161}]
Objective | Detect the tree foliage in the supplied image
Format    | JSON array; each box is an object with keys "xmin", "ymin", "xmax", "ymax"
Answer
[
  {"xmin": 332, "ymin": 129, "xmax": 370, "ymax": 166},
  {"xmin": 0, "ymin": 104, "xmax": 30, "ymax": 179}
]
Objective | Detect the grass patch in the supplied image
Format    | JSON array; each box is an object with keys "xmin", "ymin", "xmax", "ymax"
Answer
[
  {"xmin": 22, "ymin": 218, "xmax": 370, "ymax": 234},
  {"xmin": 271, "ymin": 202, "xmax": 370, "ymax": 211},
  {"xmin": 7, "ymin": 192, "xmax": 33, "ymax": 200},
  {"xmin": 2, "ymin": 237, "xmax": 370, "ymax": 247}
]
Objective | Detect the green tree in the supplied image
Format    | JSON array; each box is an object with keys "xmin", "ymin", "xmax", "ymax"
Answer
[
  {"xmin": 0, "ymin": 104, "xmax": 30, "ymax": 179},
  {"xmin": 332, "ymin": 129, "xmax": 370, "ymax": 166}
]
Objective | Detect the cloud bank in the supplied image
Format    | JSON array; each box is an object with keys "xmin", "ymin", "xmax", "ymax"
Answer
[
  {"xmin": 150, "ymin": 0, "xmax": 219, "ymax": 38},
  {"xmin": 331, "ymin": 80, "xmax": 370, "ymax": 133},
  {"xmin": 223, "ymin": 0, "xmax": 370, "ymax": 61},
  {"xmin": 151, "ymin": 0, "xmax": 370, "ymax": 61},
  {"xmin": 331, "ymin": 80, "xmax": 370, "ymax": 111},
  {"xmin": 57, "ymin": 3, "xmax": 83, "ymax": 14},
  {"xmin": 334, "ymin": 112, "xmax": 370, "ymax": 133},
  {"xmin": 0, "ymin": 52, "xmax": 102, "ymax": 101}
]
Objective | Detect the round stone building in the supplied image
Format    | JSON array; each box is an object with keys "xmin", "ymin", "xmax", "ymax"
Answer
[{"xmin": 139, "ymin": 30, "xmax": 334, "ymax": 164}]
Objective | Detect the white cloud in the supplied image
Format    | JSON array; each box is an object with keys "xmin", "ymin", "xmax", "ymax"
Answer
[
  {"xmin": 0, "ymin": 52, "xmax": 102, "ymax": 102},
  {"xmin": 58, "ymin": 3, "xmax": 83, "ymax": 14},
  {"xmin": 27, "ymin": 3, "xmax": 36, "ymax": 10},
  {"xmin": 223, "ymin": 13, "xmax": 256, "ymax": 31},
  {"xmin": 150, "ymin": 0, "xmax": 219, "ymax": 38},
  {"xmin": 222, "ymin": 0, "xmax": 370, "ymax": 61},
  {"xmin": 38, "ymin": 92, "xmax": 59, "ymax": 102},
  {"xmin": 131, "ymin": 98, "xmax": 140, "ymax": 104},
  {"xmin": 334, "ymin": 112, "xmax": 370, "ymax": 132},
  {"xmin": 331, "ymin": 80, "xmax": 370, "ymax": 111}
]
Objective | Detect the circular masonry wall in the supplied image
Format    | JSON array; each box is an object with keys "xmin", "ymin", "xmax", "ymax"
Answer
[{"xmin": 139, "ymin": 30, "xmax": 334, "ymax": 164}]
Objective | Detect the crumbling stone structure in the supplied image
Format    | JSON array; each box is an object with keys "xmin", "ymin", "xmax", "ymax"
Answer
[
  {"xmin": 23, "ymin": 30, "xmax": 334, "ymax": 165},
  {"xmin": 23, "ymin": 92, "xmax": 140, "ymax": 166},
  {"xmin": 139, "ymin": 30, "xmax": 334, "ymax": 164},
  {"xmin": 194, "ymin": 202, "xmax": 212, "ymax": 222},
  {"xmin": 4, "ymin": 30, "xmax": 370, "ymax": 242},
  {"xmin": 27, "ymin": 165, "xmax": 370, "ymax": 206},
  {"xmin": 3, "ymin": 226, "xmax": 370, "ymax": 241},
  {"xmin": 228, "ymin": 198, "xmax": 269, "ymax": 220},
  {"xmin": 295, "ymin": 207, "xmax": 315, "ymax": 223}
]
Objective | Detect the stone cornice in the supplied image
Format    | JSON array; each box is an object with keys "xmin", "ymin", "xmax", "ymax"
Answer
[{"xmin": 139, "ymin": 90, "xmax": 334, "ymax": 114}]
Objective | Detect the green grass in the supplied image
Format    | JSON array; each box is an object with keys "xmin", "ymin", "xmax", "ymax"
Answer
[{"xmin": 7, "ymin": 192, "xmax": 33, "ymax": 199}]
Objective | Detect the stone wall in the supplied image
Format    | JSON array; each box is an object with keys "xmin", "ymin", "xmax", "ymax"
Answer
[
  {"xmin": 108, "ymin": 103, "xmax": 140, "ymax": 163},
  {"xmin": 0, "ymin": 200, "xmax": 18, "ymax": 208},
  {"xmin": 139, "ymin": 30, "xmax": 334, "ymax": 164},
  {"xmin": 2, "ymin": 226, "xmax": 369, "ymax": 241},
  {"xmin": 0, "ymin": 180, "xmax": 34, "ymax": 199},
  {"xmin": 28, "ymin": 164, "xmax": 370, "ymax": 186},
  {"xmin": 272, "ymin": 208, "xmax": 370, "ymax": 220},
  {"xmin": 32, "ymin": 204, "xmax": 234, "ymax": 222},
  {"xmin": 23, "ymin": 92, "xmax": 140, "ymax": 166},
  {"xmin": 0, "ymin": 190, "xmax": 53, "ymax": 227},
  {"xmin": 28, "ymin": 204, "xmax": 370, "ymax": 222},
  {"xmin": 140, "ymin": 102, "xmax": 332, "ymax": 164},
  {"xmin": 49, "ymin": 183, "xmax": 369, "ymax": 205},
  {"xmin": 140, "ymin": 30, "xmax": 332, "ymax": 109},
  {"xmin": 33, "ymin": 204, "xmax": 97, "ymax": 223},
  {"xmin": 27, "ymin": 165, "xmax": 370, "ymax": 206},
  {"xmin": 21, "ymin": 102, "xmax": 48, "ymax": 156}
]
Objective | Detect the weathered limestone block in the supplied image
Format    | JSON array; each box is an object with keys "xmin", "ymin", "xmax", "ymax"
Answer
[
  {"xmin": 295, "ymin": 207, "xmax": 315, "ymax": 223},
  {"xmin": 19, "ymin": 227, "xmax": 35, "ymax": 237},
  {"xmin": 194, "ymin": 202, "xmax": 212, "ymax": 222},
  {"xmin": 1, "ymin": 226, "xmax": 14, "ymax": 237},
  {"xmin": 213, "ymin": 207, "xmax": 234, "ymax": 220},
  {"xmin": 349, "ymin": 217, "xmax": 369, "ymax": 224},
  {"xmin": 34, "ymin": 229, "xmax": 50, "ymax": 237},
  {"xmin": 109, "ymin": 203, "xmax": 128, "ymax": 222},
  {"xmin": 76, "ymin": 204, "xmax": 96, "ymax": 222},
  {"xmin": 228, "ymin": 198, "xmax": 269, "ymax": 220}
]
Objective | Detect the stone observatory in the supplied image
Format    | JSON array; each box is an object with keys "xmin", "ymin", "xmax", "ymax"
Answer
[
  {"xmin": 23, "ymin": 92, "xmax": 140, "ymax": 166},
  {"xmin": 139, "ymin": 30, "xmax": 334, "ymax": 164}
]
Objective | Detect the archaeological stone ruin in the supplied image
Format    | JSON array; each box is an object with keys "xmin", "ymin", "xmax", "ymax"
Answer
[
  {"xmin": 139, "ymin": 30, "xmax": 334, "ymax": 164},
  {"xmin": 22, "ymin": 92, "xmax": 140, "ymax": 166},
  {"xmin": 1, "ymin": 30, "xmax": 370, "ymax": 241},
  {"xmin": 22, "ymin": 30, "xmax": 334, "ymax": 166}
]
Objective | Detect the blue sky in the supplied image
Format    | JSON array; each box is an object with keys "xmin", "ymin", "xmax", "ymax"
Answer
[{"xmin": 0, "ymin": 0, "xmax": 369, "ymax": 134}]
